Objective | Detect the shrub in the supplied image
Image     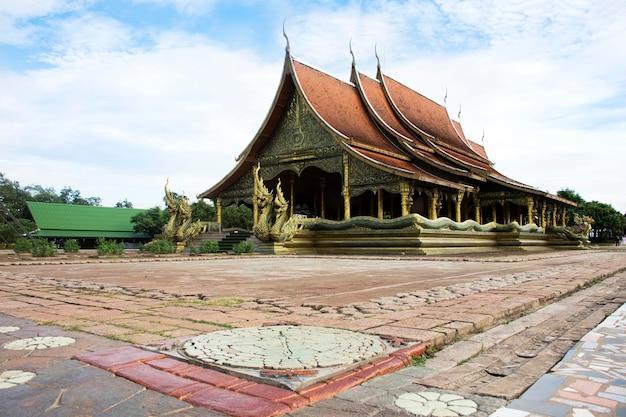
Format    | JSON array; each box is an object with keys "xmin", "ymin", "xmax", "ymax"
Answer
[
  {"xmin": 63, "ymin": 239, "xmax": 80, "ymax": 253},
  {"xmin": 14, "ymin": 238, "xmax": 32, "ymax": 253},
  {"xmin": 96, "ymin": 238, "xmax": 125, "ymax": 256},
  {"xmin": 31, "ymin": 239, "xmax": 57, "ymax": 257},
  {"xmin": 233, "ymin": 241, "xmax": 254, "ymax": 254},
  {"xmin": 199, "ymin": 240, "xmax": 220, "ymax": 254},
  {"xmin": 142, "ymin": 238, "xmax": 175, "ymax": 254},
  {"xmin": 131, "ymin": 207, "xmax": 168, "ymax": 237}
]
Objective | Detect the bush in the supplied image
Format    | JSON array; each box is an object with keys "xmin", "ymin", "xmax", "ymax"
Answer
[
  {"xmin": 233, "ymin": 241, "xmax": 254, "ymax": 254},
  {"xmin": 131, "ymin": 207, "xmax": 168, "ymax": 237},
  {"xmin": 96, "ymin": 238, "xmax": 125, "ymax": 256},
  {"xmin": 31, "ymin": 239, "xmax": 57, "ymax": 257},
  {"xmin": 199, "ymin": 240, "xmax": 220, "ymax": 254},
  {"xmin": 14, "ymin": 238, "xmax": 32, "ymax": 253},
  {"xmin": 63, "ymin": 239, "xmax": 80, "ymax": 253},
  {"xmin": 142, "ymin": 239, "xmax": 175, "ymax": 254}
]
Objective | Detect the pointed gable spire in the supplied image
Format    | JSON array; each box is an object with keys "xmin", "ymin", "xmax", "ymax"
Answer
[{"xmin": 282, "ymin": 19, "xmax": 291, "ymax": 54}]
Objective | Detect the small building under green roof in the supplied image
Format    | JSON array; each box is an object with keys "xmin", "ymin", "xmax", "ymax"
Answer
[{"xmin": 26, "ymin": 201, "xmax": 150, "ymax": 242}]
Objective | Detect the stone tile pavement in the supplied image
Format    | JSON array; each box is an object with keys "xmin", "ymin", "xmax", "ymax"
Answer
[
  {"xmin": 491, "ymin": 302, "xmax": 626, "ymax": 417},
  {"xmin": 0, "ymin": 314, "xmax": 221, "ymax": 417},
  {"xmin": 1, "ymin": 251, "xmax": 625, "ymax": 353}
]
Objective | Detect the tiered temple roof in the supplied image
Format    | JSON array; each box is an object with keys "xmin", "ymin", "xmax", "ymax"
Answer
[{"xmin": 199, "ymin": 47, "xmax": 573, "ymax": 207}]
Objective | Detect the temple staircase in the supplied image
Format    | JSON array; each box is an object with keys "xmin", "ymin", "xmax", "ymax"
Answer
[{"xmin": 218, "ymin": 229, "xmax": 252, "ymax": 252}]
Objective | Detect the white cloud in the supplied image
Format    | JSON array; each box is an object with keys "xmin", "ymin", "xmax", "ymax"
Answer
[
  {"xmin": 0, "ymin": 31, "xmax": 281, "ymax": 207},
  {"xmin": 0, "ymin": 0, "xmax": 86, "ymax": 45},
  {"xmin": 284, "ymin": 0, "xmax": 626, "ymax": 211},
  {"xmin": 2, "ymin": 0, "xmax": 625, "ymax": 213},
  {"xmin": 132, "ymin": 0, "xmax": 217, "ymax": 14}
]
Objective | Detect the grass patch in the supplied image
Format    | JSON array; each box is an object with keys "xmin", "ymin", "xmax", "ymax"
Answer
[
  {"xmin": 411, "ymin": 345, "xmax": 439, "ymax": 366},
  {"xmin": 164, "ymin": 296, "xmax": 244, "ymax": 308}
]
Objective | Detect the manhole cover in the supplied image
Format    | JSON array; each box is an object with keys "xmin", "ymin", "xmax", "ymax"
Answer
[
  {"xmin": 3, "ymin": 336, "xmax": 75, "ymax": 350},
  {"xmin": 182, "ymin": 325, "xmax": 387, "ymax": 369}
]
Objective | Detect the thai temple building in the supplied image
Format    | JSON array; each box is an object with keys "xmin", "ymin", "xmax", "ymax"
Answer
[{"xmin": 199, "ymin": 43, "xmax": 578, "ymax": 254}]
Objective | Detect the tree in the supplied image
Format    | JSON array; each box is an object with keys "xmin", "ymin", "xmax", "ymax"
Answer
[
  {"xmin": 115, "ymin": 199, "xmax": 133, "ymax": 208},
  {"xmin": 0, "ymin": 173, "xmax": 31, "ymax": 220},
  {"xmin": 557, "ymin": 188, "xmax": 625, "ymax": 242},
  {"xmin": 582, "ymin": 201, "xmax": 625, "ymax": 242},
  {"xmin": 222, "ymin": 204, "xmax": 253, "ymax": 230},
  {"xmin": 191, "ymin": 199, "xmax": 215, "ymax": 222},
  {"xmin": 131, "ymin": 207, "xmax": 168, "ymax": 237},
  {"xmin": 557, "ymin": 188, "xmax": 585, "ymax": 206}
]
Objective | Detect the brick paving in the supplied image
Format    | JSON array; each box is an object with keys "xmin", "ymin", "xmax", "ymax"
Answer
[{"xmin": 0, "ymin": 250, "xmax": 625, "ymax": 416}]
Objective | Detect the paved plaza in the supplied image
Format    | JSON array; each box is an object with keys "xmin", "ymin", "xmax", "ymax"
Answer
[{"xmin": 0, "ymin": 249, "xmax": 625, "ymax": 416}]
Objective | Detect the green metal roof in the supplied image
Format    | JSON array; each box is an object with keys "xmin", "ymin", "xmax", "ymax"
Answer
[{"xmin": 26, "ymin": 201, "xmax": 150, "ymax": 239}]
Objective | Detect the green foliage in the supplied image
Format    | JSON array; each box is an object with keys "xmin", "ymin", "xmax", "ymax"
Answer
[
  {"xmin": 222, "ymin": 204, "xmax": 253, "ymax": 230},
  {"xmin": 31, "ymin": 239, "xmax": 57, "ymax": 257},
  {"xmin": 63, "ymin": 239, "xmax": 80, "ymax": 253},
  {"xmin": 142, "ymin": 238, "xmax": 175, "ymax": 254},
  {"xmin": 131, "ymin": 207, "xmax": 169, "ymax": 237},
  {"xmin": 199, "ymin": 240, "xmax": 219, "ymax": 253},
  {"xmin": 96, "ymin": 238, "xmax": 125, "ymax": 256},
  {"xmin": 26, "ymin": 184, "xmax": 101, "ymax": 206},
  {"xmin": 233, "ymin": 241, "xmax": 254, "ymax": 254},
  {"xmin": 191, "ymin": 199, "xmax": 215, "ymax": 222},
  {"xmin": 582, "ymin": 201, "xmax": 625, "ymax": 242},
  {"xmin": 0, "ymin": 219, "xmax": 36, "ymax": 244},
  {"xmin": 557, "ymin": 188, "xmax": 625, "ymax": 242},
  {"xmin": 115, "ymin": 199, "xmax": 133, "ymax": 208},
  {"xmin": 557, "ymin": 188, "xmax": 585, "ymax": 205},
  {"xmin": 0, "ymin": 172, "xmax": 101, "ymax": 243},
  {"xmin": 14, "ymin": 237, "xmax": 32, "ymax": 253}
]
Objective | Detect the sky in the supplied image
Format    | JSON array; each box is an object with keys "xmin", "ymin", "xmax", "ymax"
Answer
[{"xmin": 1, "ymin": 0, "xmax": 625, "ymax": 212}]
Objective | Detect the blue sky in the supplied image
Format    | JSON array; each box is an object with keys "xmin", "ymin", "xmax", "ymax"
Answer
[{"xmin": 1, "ymin": 0, "xmax": 625, "ymax": 211}]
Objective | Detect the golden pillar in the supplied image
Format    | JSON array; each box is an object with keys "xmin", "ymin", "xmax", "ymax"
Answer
[
  {"xmin": 526, "ymin": 196, "xmax": 534, "ymax": 225},
  {"xmin": 455, "ymin": 190, "xmax": 464, "ymax": 223},
  {"xmin": 429, "ymin": 188, "xmax": 441, "ymax": 220},
  {"xmin": 540, "ymin": 201, "xmax": 547, "ymax": 229},
  {"xmin": 551, "ymin": 204, "xmax": 557, "ymax": 227},
  {"xmin": 400, "ymin": 180, "xmax": 411, "ymax": 217},
  {"xmin": 473, "ymin": 193, "xmax": 481, "ymax": 223},
  {"xmin": 252, "ymin": 166, "xmax": 258, "ymax": 227},
  {"xmin": 491, "ymin": 203, "xmax": 497, "ymax": 223},
  {"xmin": 215, "ymin": 197, "xmax": 222, "ymax": 225},
  {"xmin": 342, "ymin": 153, "xmax": 351, "ymax": 220},
  {"xmin": 562, "ymin": 206, "xmax": 568, "ymax": 226},
  {"xmin": 377, "ymin": 190, "xmax": 384, "ymax": 219}
]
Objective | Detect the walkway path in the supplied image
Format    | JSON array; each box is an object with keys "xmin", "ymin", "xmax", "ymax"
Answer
[{"xmin": 491, "ymin": 303, "xmax": 626, "ymax": 417}]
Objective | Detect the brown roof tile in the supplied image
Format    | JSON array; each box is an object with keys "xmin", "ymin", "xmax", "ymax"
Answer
[
  {"xmin": 292, "ymin": 60, "xmax": 401, "ymax": 156},
  {"xmin": 357, "ymin": 72, "xmax": 468, "ymax": 174}
]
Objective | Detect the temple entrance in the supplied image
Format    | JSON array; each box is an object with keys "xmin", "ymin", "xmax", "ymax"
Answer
[{"xmin": 268, "ymin": 167, "xmax": 343, "ymax": 220}]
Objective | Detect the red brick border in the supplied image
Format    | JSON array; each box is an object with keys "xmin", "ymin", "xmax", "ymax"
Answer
[{"xmin": 74, "ymin": 343, "xmax": 426, "ymax": 417}]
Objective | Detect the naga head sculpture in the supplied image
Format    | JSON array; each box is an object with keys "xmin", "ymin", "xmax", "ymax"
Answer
[
  {"xmin": 273, "ymin": 179, "xmax": 288, "ymax": 214},
  {"xmin": 253, "ymin": 163, "xmax": 273, "ymax": 208}
]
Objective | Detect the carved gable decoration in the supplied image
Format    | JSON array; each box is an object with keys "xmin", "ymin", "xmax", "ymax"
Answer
[
  {"xmin": 220, "ymin": 169, "xmax": 254, "ymax": 206},
  {"xmin": 349, "ymin": 156, "xmax": 399, "ymax": 196},
  {"xmin": 259, "ymin": 93, "xmax": 340, "ymax": 163}
]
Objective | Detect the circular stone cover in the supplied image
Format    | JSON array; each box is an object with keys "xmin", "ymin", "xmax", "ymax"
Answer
[
  {"xmin": 3, "ymin": 336, "xmax": 75, "ymax": 350},
  {"xmin": 0, "ymin": 326, "xmax": 19, "ymax": 334},
  {"xmin": 395, "ymin": 392, "xmax": 478, "ymax": 416},
  {"xmin": 182, "ymin": 325, "xmax": 387, "ymax": 369},
  {"xmin": 0, "ymin": 370, "xmax": 36, "ymax": 389}
]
